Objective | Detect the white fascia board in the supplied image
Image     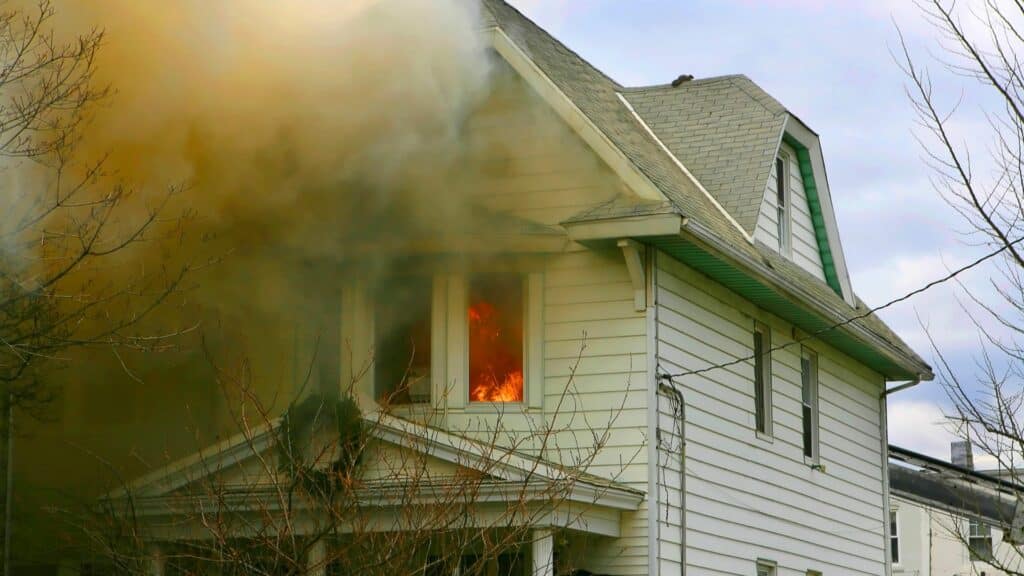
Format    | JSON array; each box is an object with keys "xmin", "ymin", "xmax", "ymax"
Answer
[
  {"xmin": 488, "ymin": 28, "xmax": 665, "ymax": 203},
  {"xmin": 783, "ymin": 115, "xmax": 856, "ymax": 306},
  {"xmin": 564, "ymin": 214, "xmax": 684, "ymax": 243}
]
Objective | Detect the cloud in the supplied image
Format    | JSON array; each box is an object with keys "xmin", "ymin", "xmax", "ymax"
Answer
[{"xmin": 888, "ymin": 399, "xmax": 957, "ymax": 459}]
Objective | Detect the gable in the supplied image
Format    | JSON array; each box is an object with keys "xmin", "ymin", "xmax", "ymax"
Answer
[{"xmin": 754, "ymin": 140, "xmax": 827, "ymax": 283}]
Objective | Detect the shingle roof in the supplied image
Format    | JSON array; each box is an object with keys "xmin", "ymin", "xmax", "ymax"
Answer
[
  {"xmin": 621, "ymin": 77, "xmax": 787, "ymax": 233},
  {"xmin": 481, "ymin": 0, "xmax": 752, "ymax": 251}
]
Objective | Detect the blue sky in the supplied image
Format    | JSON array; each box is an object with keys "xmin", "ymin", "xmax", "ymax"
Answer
[{"xmin": 507, "ymin": 0, "xmax": 1005, "ymax": 461}]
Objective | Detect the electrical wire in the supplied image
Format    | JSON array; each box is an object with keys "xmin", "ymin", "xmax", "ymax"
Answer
[{"xmin": 662, "ymin": 235, "xmax": 1024, "ymax": 380}]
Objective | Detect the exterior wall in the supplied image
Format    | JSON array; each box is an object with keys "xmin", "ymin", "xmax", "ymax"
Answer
[
  {"xmin": 655, "ymin": 251, "xmax": 888, "ymax": 575},
  {"xmin": 754, "ymin": 141, "xmax": 827, "ymax": 281},
  {"xmin": 892, "ymin": 496, "xmax": 1017, "ymax": 576}
]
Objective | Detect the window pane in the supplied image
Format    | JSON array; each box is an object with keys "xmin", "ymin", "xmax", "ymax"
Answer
[
  {"xmin": 375, "ymin": 277, "xmax": 432, "ymax": 404},
  {"xmin": 469, "ymin": 275, "xmax": 524, "ymax": 403}
]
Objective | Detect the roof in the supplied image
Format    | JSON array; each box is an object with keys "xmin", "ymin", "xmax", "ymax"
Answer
[
  {"xmin": 621, "ymin": 76, "xmax": 787, "ymax": 234},
  {"xmin": 482, "ymin": 0, "xmax": 932, "ymax": 380}
]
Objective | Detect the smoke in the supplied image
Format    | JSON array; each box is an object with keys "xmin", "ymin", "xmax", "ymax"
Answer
[{"xmin": 66, "ymin": 0, "xmax": 490, "ymax": 228}]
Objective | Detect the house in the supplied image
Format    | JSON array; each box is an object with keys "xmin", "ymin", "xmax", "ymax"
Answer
[
  {"xmin": 48, "ymin": 1, "xmax": 933, "ymax": 575},
  {"xmin": 890, "ymin": 442, "xmax": 1024, "ymax": 575}
]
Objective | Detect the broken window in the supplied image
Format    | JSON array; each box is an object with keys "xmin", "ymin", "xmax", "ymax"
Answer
[
  {"xmin": 468, "ymin": 274, "xmax": 524, "ymax": 403},
  {"xmin": 753, "ymin": 321, "xmax": 772, "ymax": 436},
  {"xmin": 374, "ymin": 277, "xmax": 432, "ymax": 404}
]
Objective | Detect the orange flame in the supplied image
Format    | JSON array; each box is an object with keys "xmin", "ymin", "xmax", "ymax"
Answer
[{"xmin": 468, "ymin": 300, "xmax": 523, "ymax": 403}]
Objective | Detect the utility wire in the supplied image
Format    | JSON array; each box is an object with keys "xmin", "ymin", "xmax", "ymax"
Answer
[{"xmin": 663, "ymin": 235, "xmax": 1024, "ymax": 381}]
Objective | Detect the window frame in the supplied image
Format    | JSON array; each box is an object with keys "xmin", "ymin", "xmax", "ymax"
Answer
[
  {"xmin": 890, "ymin": 508, "xmax": 901, "ymax": 566},
  {"xmin": 800, "ymin": 347, "xmax": 820, "ymax": 465},
  {"xmin": 448, "ymin": 271, "xmax": 544, "ymax": 412},
  {"xmin": 775, "ymin": 153, "xmax": 792, "ymax": 256},
  {"xmin": 756, "ymin": 559, "xmax": 777, "ymax": 576},
  {"xmin": 969, "ymin": 518, "xmax": 994, "ymax": 563},
  {"xmin": 753, "ymin": 321, "xmax": 773, "ymax": 439}
]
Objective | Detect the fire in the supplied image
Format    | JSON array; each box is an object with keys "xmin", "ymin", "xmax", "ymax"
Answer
[{"xmin": 468, "ymin": 300, "xmax": 524, "ymax": 403}]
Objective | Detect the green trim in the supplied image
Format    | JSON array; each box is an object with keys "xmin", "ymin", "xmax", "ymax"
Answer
[
  {"xmin": 648, "ymin": 235, "xmax": 917, "ymax": 380},
  {"xmin": 782, "ymin": 133, "xmax": 843, "ymax": 297}
]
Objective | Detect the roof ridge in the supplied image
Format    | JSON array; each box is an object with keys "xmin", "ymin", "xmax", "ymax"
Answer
[
  {"xmin": 482, "ymin": 0, "xmax": 623, "ymax": 89},
  {"xmin": 620, "ymin": 74, "xmax": 746, "ymax": 92}
]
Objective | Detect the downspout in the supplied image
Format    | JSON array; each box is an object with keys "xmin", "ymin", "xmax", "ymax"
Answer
[
  {"xmin": 880, "ymin": 378, "xmax": 921, "ymax": 576},
  {"xmin": 646, "ymin": 246, "xmax": 659, "ymax": 576}
]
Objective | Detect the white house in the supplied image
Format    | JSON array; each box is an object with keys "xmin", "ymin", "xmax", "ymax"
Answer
[
  {"xmin": 79, "ymin": 2, "xmax": 933, "ymax": 575},
  {"xmin": 891, "ymin": 443, "xmax": 1024, "ymax": 576}
]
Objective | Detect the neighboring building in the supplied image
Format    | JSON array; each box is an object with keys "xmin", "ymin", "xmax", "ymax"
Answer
[
  {"xmin": 47, "ymin": 1, "xmax": 932, "ymax": 575},
  {"xmin": 891, "ymin": 442, "xmax": 1023, "ymax": 576}
]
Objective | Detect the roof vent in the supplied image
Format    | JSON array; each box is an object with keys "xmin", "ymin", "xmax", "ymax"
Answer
[{"xmin": 671, "ymin": 74, "xmax": 694, "ymax": 87}]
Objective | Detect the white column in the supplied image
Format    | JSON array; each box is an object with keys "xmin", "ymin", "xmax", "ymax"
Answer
[
  {"xmin": 531, "ymin": 529, "xmax": 554, "ymax": 576},
  {"xmin": 307, "ymin": 539, "xmax": 327, "ymax": 576}
]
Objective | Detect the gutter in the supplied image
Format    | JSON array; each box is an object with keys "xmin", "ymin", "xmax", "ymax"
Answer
[
  {"xmin": 881, "ymin": 378, "xmax": 922, "ymax": 397},
  {"xmin": 681, "ymin": 218, "xmax": 933, "ymax": 380}
]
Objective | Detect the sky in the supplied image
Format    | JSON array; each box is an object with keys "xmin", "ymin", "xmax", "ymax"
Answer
[{"xmin": 506, "ymin": 0, "xmax": 1010, "ymax": 463}]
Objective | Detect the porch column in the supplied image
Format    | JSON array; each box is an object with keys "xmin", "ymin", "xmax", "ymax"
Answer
[
  {"xmin": 531, "ymin": 529, "xmax": 554, "ymax": 576},
  {"xmin": 307, "ymin": 539, "xmax": 327, "ymax": 576}
]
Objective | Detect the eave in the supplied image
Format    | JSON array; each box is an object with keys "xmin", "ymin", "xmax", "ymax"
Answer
[{"xmin": 563, "ymin": 213, "xmax": 934, "ymax": 381}]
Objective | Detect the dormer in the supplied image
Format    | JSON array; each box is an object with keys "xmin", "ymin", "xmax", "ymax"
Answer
[{"xmin": 620, "ymin": 76, "xmax": 855, "ymax": 305}]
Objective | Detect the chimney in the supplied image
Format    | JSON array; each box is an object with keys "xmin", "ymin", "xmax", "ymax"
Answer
[{"xmin": 951, "ymin": 440, "xmax": 974, "ymax": 470}]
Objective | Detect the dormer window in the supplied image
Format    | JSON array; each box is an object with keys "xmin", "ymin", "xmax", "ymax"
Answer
[{"xmin": 775, "ymin": 154, "xmax": 791, "ymax": 255}]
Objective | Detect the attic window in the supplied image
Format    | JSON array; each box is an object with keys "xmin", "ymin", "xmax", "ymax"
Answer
[
  {"xmin": 775, "ymin": 154, "xmax": 791, "ymax": 255},
  {"xmin": 375, "ymin": 277, "xmax": 432, "ymax": 404},
  {"xmin": 468, "ymin": 274, "xmax": 524, "ymax": 403}
]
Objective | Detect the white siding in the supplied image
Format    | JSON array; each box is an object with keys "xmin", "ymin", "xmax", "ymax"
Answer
[
  {"xmin": 656, "ymin": 252, "xmax": 887, "ymax": 575},
  {"xmin": 754, "ymin": 142, "xmax": 827, "ymax": 281}
]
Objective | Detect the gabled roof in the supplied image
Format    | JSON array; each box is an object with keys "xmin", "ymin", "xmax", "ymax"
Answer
[
  {"xmin": 621, "ymin": 76, "xmax": 787, "ymax": 234},
  {"xmin": 107, "ymin": 411, "xmax": 643, "ymax": 510},
  {"xmin": 481, "ymin": 0, "xmax": 931, "ymax": 380}
]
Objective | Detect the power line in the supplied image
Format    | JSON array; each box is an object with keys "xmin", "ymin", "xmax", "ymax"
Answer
[{"xmin": 663, "ymin": 235, "xmax": 1024, "ymax": 381}]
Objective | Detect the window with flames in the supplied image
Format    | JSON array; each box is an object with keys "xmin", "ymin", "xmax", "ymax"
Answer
[{"xmin": 468, "ymin": 274, "xmax": 524, "ymax": 403}]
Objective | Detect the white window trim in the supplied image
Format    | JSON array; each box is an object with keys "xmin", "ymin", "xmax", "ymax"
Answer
[
  {"xmin": 756, "ymin": 559, "xmax": 777, "ymax": 576},
  {"xmin": 343, "ymin": 272, "xmax": 544, "ymax": 414},
  {"xmin": 801, "ymin": 346, "xmax": 820, "ymax": 466},
  {"xmin": 753, "ymin": 320, "xmax": 773, "ymax": 440},
  {"xmin": 447, "ymin": 272, "xmax": 544, "ymax": 413}
]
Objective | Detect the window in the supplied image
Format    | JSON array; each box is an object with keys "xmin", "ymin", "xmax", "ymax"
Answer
[
  {"xmin": 756, "ymin": 560, "xmax": 776, "ymax": 576},
  {"xmin": 890, "ymin": 510, "xmax": 900, "ymax": 565},
  {"xmin": 374, "ymin": 277, "xmax": 433, "ymax": 404},
  {"xmin": 775, "ymin": 154, "xmax": 791, "ymax": 254},
  {"xmin": 753, "ymin": 321, "xmax": 773, "ymax": 436},
  {"xmin": 801, "ymin": 348, "xmax": 819, "ymax": 462},
  {"xmin": 468, "ymin": 274, "xmax": 524, "ymax": 403},
  {"xmin": 969, "ymin": 519, "xmax": 994, "ymax": 562}
]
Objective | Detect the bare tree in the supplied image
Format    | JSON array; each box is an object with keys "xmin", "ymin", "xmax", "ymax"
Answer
[{"xmin": 899, "ymin": 1, "xmax": 1024, "ymax": 572}]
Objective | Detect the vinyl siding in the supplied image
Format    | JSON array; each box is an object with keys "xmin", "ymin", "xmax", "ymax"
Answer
[
  {"xmin": 656, "ymin": 251, "xmax": 887, "ymax": 576},
  {"xmin": 755, "ymin": 142, "xmax": 827, "ymax": 281}
]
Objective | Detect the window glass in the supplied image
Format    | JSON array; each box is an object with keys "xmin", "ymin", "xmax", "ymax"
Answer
[
  {"xmin": 801, "ymin": 349, "xmax": 818, "ymax": 460},
  {"xmin": 375, "ymin": 277, "xmax": 432, "ymax": 404},
  {"xmin": 469, "ymin": 275, "xmax": 524, "ymax": 403},
  {"xmin": 969, "ymin": 519, "xmax": 994, "ymax": 562},
  {"xmin": 890, "ymin": 510, "xmax": 900, "ymax": 564},
  {"xmin": 753, "ymin": 323, "xmax": 772, "ymax": 435},
  {"xmin": 776, "ymin": 155, "xmax": 789, "ymax": 252}
]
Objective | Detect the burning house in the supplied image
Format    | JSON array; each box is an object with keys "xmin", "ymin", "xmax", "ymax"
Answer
[{"xmin": 11, "ymin": 1, "xmax": 933, "ymax": 575}]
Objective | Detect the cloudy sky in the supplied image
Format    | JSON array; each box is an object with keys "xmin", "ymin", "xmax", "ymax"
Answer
[{"xmin": 507, "ymin": 0, "xmax": 1010, "ymax": 462}]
